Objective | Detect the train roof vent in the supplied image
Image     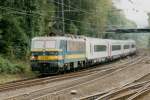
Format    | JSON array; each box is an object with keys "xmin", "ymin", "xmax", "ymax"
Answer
[{"xmin": 64, "ymin": 34, "xmax": 86, "ymax": 39}]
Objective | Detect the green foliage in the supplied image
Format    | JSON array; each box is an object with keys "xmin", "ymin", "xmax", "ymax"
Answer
[
  {"xmin": 69, "ymin": 22, "xmax": 78, "ymax": 34},
  {"xmin": 0, "ymin": 0, "xmax": 55, "ymax": 59},
  {"xmin": 0, "ymin": 56, "xmax": 28, "ymax": 74},
  {"xmin": 62, "ymin": 0, "xmax": 112, "ymax": 37}
]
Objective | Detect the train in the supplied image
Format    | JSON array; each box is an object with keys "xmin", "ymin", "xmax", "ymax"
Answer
[{"xmin": 30, "ymin": 36, "xmax": 136, "ymax": 74}]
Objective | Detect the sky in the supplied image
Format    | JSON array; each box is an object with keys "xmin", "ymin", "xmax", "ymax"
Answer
[{"xmin": 113, "ymin": 0, "xmax": 150, "ymax": 28}]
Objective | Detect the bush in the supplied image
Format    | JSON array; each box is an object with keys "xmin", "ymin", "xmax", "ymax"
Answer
[{"xmin": 0, "ymin": 56, "xmax": 28, "ymax": 74}]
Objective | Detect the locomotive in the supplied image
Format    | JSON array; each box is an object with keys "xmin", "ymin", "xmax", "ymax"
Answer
[{"xmin": 30, "ymin": 36, "xmax": 136, "ymax": 74}]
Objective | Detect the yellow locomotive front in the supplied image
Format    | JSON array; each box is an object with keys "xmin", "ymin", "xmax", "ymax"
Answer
[{"xmin": 30, "ymin": 37, "xmax": 64, "ymax": 74}]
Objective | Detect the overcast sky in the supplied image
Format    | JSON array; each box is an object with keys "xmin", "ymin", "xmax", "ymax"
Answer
[{"xmin": 113, "ymin": 0, "xmax": 150, "ymax": 28}]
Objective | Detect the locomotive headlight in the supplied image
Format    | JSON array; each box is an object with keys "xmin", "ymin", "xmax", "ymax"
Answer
[{"xmin": 30, "ymin": 56, "xmax": 37, "ymax": 60}]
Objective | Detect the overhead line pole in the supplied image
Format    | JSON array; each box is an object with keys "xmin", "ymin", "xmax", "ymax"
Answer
[{"xmin": 61, "ymin": 0, "xmax": 65, "ymax": 33}]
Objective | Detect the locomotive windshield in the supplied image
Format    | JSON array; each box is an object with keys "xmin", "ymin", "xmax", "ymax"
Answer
[
  {"xmin": 32, "ymin": 40, "xmax": 44, "ymax": 49},
  {"xmin": 31, "ymin": 40, "xmax": 56, "ymax": 49},
  {"xmin": 45, "ymin": 40, "xmax": 56, "ymax": 48}
]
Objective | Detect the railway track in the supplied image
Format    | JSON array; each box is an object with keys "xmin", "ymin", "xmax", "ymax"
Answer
[
  {"xmin": 129, "ymin": 84, "xmax": 150, "ymax": 100},
  {"xmin": 94, "ymin": 77, "xmax": 150, "ymax": 100},
  {"xmin": 80, "ymin": 80, "xmax": 150, "ymax": 100},
  {"xmin": 4, "ymin": 55, "xmax": 146, "ymax": 100},
  {"xmin": 0, "ymin": 56, "xmax": 135, "ymax": 93},
  {"xmin": 79, "ymin": 57, "xmax": 150, "ymax": 100},
  {"xmin": 127, "ymin": 82, "xmax": 150, "ymax": 100}
]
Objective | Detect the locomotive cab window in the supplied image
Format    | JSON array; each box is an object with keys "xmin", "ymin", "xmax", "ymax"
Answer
[
  {"xmin": 112, "ymin": 45, "xmax": 121, "ymax": 51},
  {"xmin": 94, "ymin": 45, "xmax": 106, "ymax": 52},
  {"xmin": 31, "ymin": 40, "xmax": 56, "ymax": 49},
  {"xmin": 124, "ymin": 45, "xmax": 130, "ymax": 49},
  {"xmin": 45, "ymin": 40, "xmax": 56, "ymax": 48},
  {"xmin": 32, "ymin": 40, "xmax": 44, "ymax": 49}
]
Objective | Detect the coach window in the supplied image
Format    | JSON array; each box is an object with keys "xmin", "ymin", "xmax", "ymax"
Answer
[
  {"xmin": 124, "ymin": 45, "xmax": 130, "ymax": 49},
  {"xmin": 94, "ymin": 45, "xmax": 106, "ymax": 52},
  {"xmin": 112, "ymin": 45, "xmax": 121, "ymax": 51},
  {"xmin": 132, "ymin": 44, "xmax": 135, "ymax": 48}
]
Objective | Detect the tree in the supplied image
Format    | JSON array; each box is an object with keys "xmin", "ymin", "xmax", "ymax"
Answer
[{"xmin": 0, "ymin": 0, "xmax": 137, "ymax": 59}]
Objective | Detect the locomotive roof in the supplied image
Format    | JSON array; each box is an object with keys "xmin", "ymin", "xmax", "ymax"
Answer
[
  {"xmin": 32, "ymin": 36, "xmax": 135, "ymax": 43},
  {"xmin": 32, "ymin": 36, "xmax": 85, "ymax": 41}
]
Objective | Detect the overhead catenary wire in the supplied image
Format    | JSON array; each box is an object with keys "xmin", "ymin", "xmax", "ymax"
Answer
[
  {"xmin": 50, "ymin": 20, "xmax": 100, "ymax": 35},
  {"xmin": 0, "ymin": 6, "xmax": 99, "ymax": 33},
  {"xmin": 0, "ymin": 5, "xmax": 126, "ymax": 29},
  {"xmin": 50, "ymin": 0, "xmax": 103, "ymax": 18},
  {"xmin": 0, "ymin": 5, "xmax": 39, "ymax": 16},
  {"xmin": 0, "ymin": 5, "xmax": 126, "ymax": 30},
  {"xmin": 0, "ymin": 0, "xmax": 114, "ymax": 25},
  {"xmin": 0, "ymin": 1, "xmax": 129, "ymax": 34},
  {"xmin": 0, "ymin": 5, "xmax": 99, "ymax": 26}
]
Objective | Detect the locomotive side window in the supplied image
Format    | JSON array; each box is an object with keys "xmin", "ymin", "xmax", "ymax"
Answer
[
  {"xmin": 94, "ymin": 45, "xmax": 106, "ymax": 52},
  {"xmin": 112, "ymin": 45, "xmax": 121, "ymax": 51},
  {"xmin": 124, "ymin": 45, "xmax": 130, "ymax": 49},
  {"xmin": 67, "ymin": 41, "xmax": 85, "ymax": 52}
]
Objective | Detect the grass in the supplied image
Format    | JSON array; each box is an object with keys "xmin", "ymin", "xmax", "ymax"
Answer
[
  {"xmin": 0, "ymin": 55, "xmax": 37, "ymax": 84},
  {"xmin": 0, "ymin": 74, "xmax": 23, "ymax": 84},
  {"xmin": 0, "ymin": 73, "xmax": 36, "ymax": 84}
]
